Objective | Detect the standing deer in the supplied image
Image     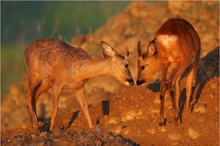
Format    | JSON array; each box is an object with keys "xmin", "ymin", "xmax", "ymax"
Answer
[
  {"xmin": 25, "ymin": 38, "xmax": 134, "ymax": 132},
  {"xmin": 136, "ymin": 18, "xmax": 200, "ymax": 126}
]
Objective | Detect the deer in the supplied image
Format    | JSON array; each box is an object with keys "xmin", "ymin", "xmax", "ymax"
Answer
[
  {"xmin": 25, "ymin": 38, "xmax": 134, "ymax": 133},
  {"xmin": 136, "ymin": 18, "xmax": 200, "ymax": 126}
]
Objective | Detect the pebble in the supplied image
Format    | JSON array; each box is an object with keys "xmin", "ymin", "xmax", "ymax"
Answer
[
  {"xmin": 125, "ymin": 110, "xmax": 137, "ymax": 121},
  {"xmin": 39, "ymin": 131, "xmax": 47, "ymax": 137},
  {"xmin": 188, "ymin": 127, "xmax": 200, "ymax": 139},
  {"xmin": 123, "ymin": 128, "xmax": 130, "ymax": 135},
  {"xmin": 210, "ymin": 94, "xmax": 215, "ymax": 99},
  {"xmin": 168, "ymin": 132, "xmax": 182, "ymax": 141},
  {"xmin": 193, "ymin": 103, "xmax": 206, "ymax": 113},
  {"xmin": 160, "ymin": 126, "xmax": 166, "ymax": 132},
  {"xmin": 31, "ymin": 134, "xmax": 37, "ymax": 138},
  {"xmin": 54, "ymin": 138, "xmax": 60, "ymax": 142},
  {"xmin": 108, "ymin": 116, "xmax": 120, "ymax": 124},
  {"xmin": 115, "ymin": 125, "xmax": 122, "ymax": 134}
]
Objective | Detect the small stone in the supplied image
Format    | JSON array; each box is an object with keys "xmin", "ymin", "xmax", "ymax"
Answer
[
  {"xmin": 109, "ymin": 116, "xmax": 120, "ymax": 124},
  {"xmin": 160, "ymin": 126, "xmax": 166, "ymax": 132},
  {"xmin": 115, "ymin": 125, "xmax": 122, "ymax": 134},
  {"xmin": 193, "ymin": 103, "xmax": 206, "ymax": 113},
  {"xmin": 188, "ymin": 127, "xmax": 200, "ymax": 139},
  {"xmin": 123, "ymin": 128, "xmax": 129, "ymax": 135},
  {"xmin": 210, "ymin": 94, "xmax": 215, "ymax": 99},
  {"xmin": 31, "ymin": 134, "xmax": 36, "ymax": 138},
  {"xmin": 40, "ymin": 131, "xmax": 47, "ymax": 137},
  {"xmin": 168, "ymin": 132, "xmax": 182, "ymax": 141},
  {"xmin": 54, "ymin": 138, "xmax": 60, "ymax": 142},
  {"xmin": 125, "ymin": 110, "xmax": 136, "ymax": 121}
]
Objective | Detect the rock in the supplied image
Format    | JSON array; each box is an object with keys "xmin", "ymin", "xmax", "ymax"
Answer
[
  {"xmin": 188, "ymin": 127, "xmax": 200, "ymax": 139},
  {"xmin": 123, "ymin": 128, "xmax": 130, "ymax": 135},
  {"xmin": 31, "ymin": 134, "xmax": 37, "ymax": 139},
  {"xmin": 39, "ymin": 131, "xmax": 47, "ymax": 137},
  {"xmin": 160, "ymin": 126, "xmax": 166, "ymax": 132},
  {"xmin": 210, "ymin": 94, "xmax": 215, "ymax": 99},
  {"xmin": 193, "ymin": 103, "xmax": 206, "ymax": 113},
  {"xmin": 54, "ymin": 138, "xmax": 60, "ymax": 142},
  {"xmin": 115, "ymin": 125, "xmax": 122, "ymax": 134},
  {"xmin": 125, "ymin": 110, "xmax": 137, "ymax": 121},
  {"xmin": 168, "ymin": 132, "xmax": 182, "ymax": 141},
  {"xmin": 108, "ymin": 116, "xmax": 121, "ymax": 124}
]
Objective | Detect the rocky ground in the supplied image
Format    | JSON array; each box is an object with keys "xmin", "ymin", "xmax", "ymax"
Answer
[{"xmin": 1, "ymin": 1, "xmax": 219, "ymax": 146}]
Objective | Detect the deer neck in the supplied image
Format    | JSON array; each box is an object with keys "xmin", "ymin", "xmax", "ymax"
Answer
[{"xmin": 76, "ymin": 59, "xmax": 113, "ymax": 81}]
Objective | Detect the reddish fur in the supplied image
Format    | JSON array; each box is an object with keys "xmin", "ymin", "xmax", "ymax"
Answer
[
  {"xmin": 137, "ymin": 18, "xmax": 200, "ymax": 126},
  {"xmin": 25, "ymin": 38, "xmax": 134, "ymax": 133}
]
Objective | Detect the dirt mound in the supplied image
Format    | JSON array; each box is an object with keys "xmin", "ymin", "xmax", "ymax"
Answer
[{"xmin": 1, "ymin": 1, "xmax": 219, "ymax": 145}]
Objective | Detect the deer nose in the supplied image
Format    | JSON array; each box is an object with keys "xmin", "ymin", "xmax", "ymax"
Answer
[
  {"xmin": 126, "ymin": 79, "xmax": 134, "ymax": 86},
  {"xmin": 136, "ymin": 80, "xmax": 145, "ymax": 86}
]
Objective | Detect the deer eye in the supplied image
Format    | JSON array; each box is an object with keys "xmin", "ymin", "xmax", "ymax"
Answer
[
  {"xmin": 124, "ymin": 63, "xmax": 128, "ymax": 69},
  {"xmin": 141, "ymin": 65, "xmax": 145, "ymax": 70}
]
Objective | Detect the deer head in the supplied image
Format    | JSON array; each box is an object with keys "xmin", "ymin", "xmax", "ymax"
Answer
[
  {"xmin": 101, "ymin": 41, "xmax": 134, "ymax": 86},
  {"xmin": 136, "ymin": 40, "xmax": 160, "ymax": 86}
]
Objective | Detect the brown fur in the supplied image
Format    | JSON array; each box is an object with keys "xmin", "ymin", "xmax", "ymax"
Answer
[
  {"xmin": 25, "ymin": 38, "xmax": 134, "ymax": 132},
  {"xmin": 137, "ymin": 18, "xmax": 200, "ymax": 126}
]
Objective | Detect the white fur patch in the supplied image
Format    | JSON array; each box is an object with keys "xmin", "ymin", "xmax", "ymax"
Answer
[
  {"xmin": 157, "ymin": 34, "xmax": 178, "ymax": 47},
  {"xmin": 157, "ymin": 35, "xmax": 178, "ymax": 62}
]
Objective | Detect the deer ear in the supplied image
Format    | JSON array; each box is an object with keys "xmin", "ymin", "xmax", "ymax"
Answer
[
  {"xmin": 101, "ymin": 41, "xmax": 116, "ymax": 58},
  {"xmin": 137, "ymin": 41, "xmax": 142, "ymax": 57},
  {"xmin": 124, "ymin": 42, "xmax": 130, "ymax": 57},
  {"xmin": 147, "ymin": 40, "xmax": 157, "ymax": 57}
]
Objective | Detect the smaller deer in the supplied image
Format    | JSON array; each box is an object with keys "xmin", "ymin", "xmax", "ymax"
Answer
[
  {"xmin": 25, "ymin": 38, "xmax": 134, "ymax": 132},
  {"xmin": 136, "ymin": 18, "xmax": 200, "ymax": 126}
]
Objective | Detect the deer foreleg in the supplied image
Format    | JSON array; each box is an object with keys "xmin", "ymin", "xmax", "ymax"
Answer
[{"xmin": 75, "ymin": 87, "xmax": 92, "ymax": 128}]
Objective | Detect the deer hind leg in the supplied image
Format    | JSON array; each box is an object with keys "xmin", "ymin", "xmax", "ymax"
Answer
[
  {"xmin": 174, "ymin": 76, "xmax": 181, "ymax": 123},
  {"xmin": 75, "ymin": 87, "xmax": 92, "ymax": 128},
  {"xmin": 50, "ymin": 85, "xmax": 62, "ymax": 132},
  {"xmin": 169, "ymin": 59, "xmax": 190, "ymax": 123},
  {"xmin": 186, "ymin": 62, "xmax": 198, "ymax": 112},
  {"xmin": 159, "ymin": 60, "xmax": 169, "ymax": 126},
  {"xmin": 26, "ymin": 75, "xmax": 41, "ymax": 133}
]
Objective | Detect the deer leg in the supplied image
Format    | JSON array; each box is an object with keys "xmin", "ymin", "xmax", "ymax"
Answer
[
  {"xmin": 159, "ymin": 61, "xmax": 169, "ymax": 126},
  {"xmin": 174, "ymin": 76, "xmax": 181, "ymax": 123},
  {"xmin": 26, "ymin": 77, "xmax": 41, "ymax": 133},
  {"xmin": 26, "ymin": 88, "xmax": 39, "ymax": 132},
  {"xmin": 50, "ymin": 86, "xmax": 61, "ymax": 132},
  {"xmin": 75, "ymin": 87, "xmax": 92, "ymax": 128},
  {"xmin": 169, "ymin": 59, "xmax": 189, "ymax": 123},
  {"xmin": 186, "ymin": 63, "xmax": 198, "ymax": 112},
  {"xmin": 168, "ymin": 78, "xmax": 175, "ymax": 110}
]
